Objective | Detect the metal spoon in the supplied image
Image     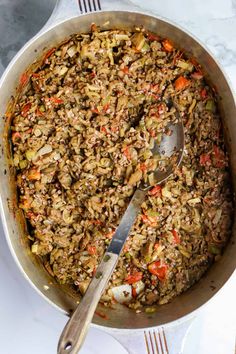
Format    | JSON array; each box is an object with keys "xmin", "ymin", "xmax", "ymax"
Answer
[{"xmin": 58, "ymin": 117, "xmax": 185, "ymax": 354}]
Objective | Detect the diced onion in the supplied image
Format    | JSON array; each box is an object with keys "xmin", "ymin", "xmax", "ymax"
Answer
[
  {"xmin": 31, "ymin": 244, "xmax": 38, "ymax": 254},
  {"xmin": 67, "ymin": 45, "xmax": 77, "ymax": 58},
  {"xmin": 177, "ymin": 60, "xmax": 193, "ymax": 71},
  {"xmin": 37, "ymin": 144, "xmax": 52, "ymax": 157},
  {"xmin": 213, "ymin": 209, "xmax": 222, "ymax": 225},
  {"xmin": 114, "ymin": 34, "xmax": 129, "ymax": 41},
  {"xmin": 25, "ymin": 150, "xmax": 36, "ymax": 161},
  {"xmin": 111, "ymin": 284, "xmax": 132, "ymax": 303}
]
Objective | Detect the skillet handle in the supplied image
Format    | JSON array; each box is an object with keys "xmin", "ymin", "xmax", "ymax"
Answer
[
  {"xmin": 109, "ymin": 317, "xmax": 194, "ymax": 354},
  {"xmin": 57, "ymin": 252, "xmax": 118, "ymax": 354}
]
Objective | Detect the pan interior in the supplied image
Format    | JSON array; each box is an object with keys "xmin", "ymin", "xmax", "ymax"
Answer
[{"xmin": 0, "ymin": 11, "xmax": 235, "ymax": 330}]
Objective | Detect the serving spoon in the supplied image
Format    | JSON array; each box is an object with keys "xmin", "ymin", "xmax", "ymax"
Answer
[{"xmin": 58, "ymin": 116, "xmax": 185, "ymax": 354}]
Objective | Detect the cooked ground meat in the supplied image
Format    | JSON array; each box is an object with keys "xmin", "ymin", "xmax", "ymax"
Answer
[{"xmin": 10, "ymin": 26, "xmax": 233, "ymax": 310}]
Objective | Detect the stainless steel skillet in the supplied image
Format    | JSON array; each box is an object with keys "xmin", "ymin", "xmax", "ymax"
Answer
[{"xmin": 0, "ymin": 1, "xmax": 235, "ymax": 353}]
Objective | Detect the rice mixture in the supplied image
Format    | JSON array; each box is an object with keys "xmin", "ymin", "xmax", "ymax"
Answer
[{"xmin": 11, "ymin": 26, "xmax": 233, "ymax": 310}]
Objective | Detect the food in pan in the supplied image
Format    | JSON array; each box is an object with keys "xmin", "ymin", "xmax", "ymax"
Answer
[{"xmin": 10, "ymin": 26, "xmax": 233, "ymax": 310}]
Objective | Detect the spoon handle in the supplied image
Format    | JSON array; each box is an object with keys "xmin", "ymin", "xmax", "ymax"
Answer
[
  {"xmin": 57, "ymin": 188, "xmax": 146, "ymax": 354},
  {"xmin": 57, "ymin": 250, "xmax": 118, "ymax": 354}
]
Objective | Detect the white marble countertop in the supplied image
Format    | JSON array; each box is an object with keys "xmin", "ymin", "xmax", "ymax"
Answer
[{"xmin": 0, "ymin": 1, "xmax": 236, "ymax": 353}]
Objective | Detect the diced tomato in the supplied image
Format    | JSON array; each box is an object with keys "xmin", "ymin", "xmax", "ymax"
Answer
[
  {"xmin": 101, "ymin": 126, "xmax": 108, "ymax": 134},
  {"xmin": 148, "ymin": 261, "xmax": 167, "ymax": 281},
  {"xmin": 94, "ymin": 220, "xmax": 102, "ymax": 225},
  {"xmin": 213, "ymin": 145, "xmax": 220, "ymax": 158},
  {"xmin": 191, "ymin": 71, "xmax": 204, "ymax": 80},
  {"xmin": 146, "ymin": 90, "xmax": 160, "ymax": 100},
  {"xmin": 21, "ymin": 103, "xmax": 31, "ymax": 117},
  {"xmin": 125, "ymin": 272, "xmax": 143, "ymax": 284},
  {"xmin": 174, "ymin": 76, "xmax": 190, "ymax": 91},
  {"xmin": 92, "ymin": 107, "xmax": 100, "ymax": 114},
  {"xmin": 200, "ymin": 88, "xmax": 208, "ymax": 99},
  {"xmin": 44, "ymin": 47, "xmax": 56, "ymax": 62},
  {"xmin": 134, "ymin": 47, "xmax": 141, "ymax": 53},
  {"xmin": 31, "ymin": 72, "xmax": 41, "ymax": 78},
  {"xmin": 91, "ymin": 23, "xmax": 97, "ymax": 32},
  {"xmin": 200, "ymin": 153, "xmax": 211, "ymax": 166},
  {"xmin": 90, "ymin": 71, "xmax": 96, "ymax": 78},
  {"xmin": 141, "ymin": 214, "xmax": 157, "ymax": 227},
  {"xmin": 141, "ymin": 214, "xmax": 149, "ymax": 224},
  {"xmin": 162, "ymin": 39, "xmax": 174, "ymax": 52},
  {"xmin": 103, "ymin": 103, "xmax": 110, "ymax": 113},
  {"xmin": 157, "ymin": 102, "xmax": 166, "ymax": 114},
  {"xmin": 123, "ymin": 145, "xmax": 131, "ymax": 160},
  {"xmin": 203, "ymin": 197, "xmax": 211, "ymax": 204},
  {"xmin": 154, "ymin": 243, "xmax": 160, "ymax": 250},
  {"xmin": 149, "ymin": 129, "xmax": 156, "ymax": 137},
  {"xmin": 149, "ymin": 185, "xmax": 162, "ymax": 197},
  {"xmin": 44, "ymin": 97, "xmax": 63, "ymax": 105},
  {"xmin": 19, "ymin": 197, "xmax": 31, "ymax": 211},
  {"xmin": 20, "ymin": 72, "xmax": 29, "ymax": 86},
  {"xmin": 132, "ymin": 287, "xmax": 137, "ymax": 298},
  {"xmin": 105, "ymin": 230, "xmax": 115, "ymax": 239},
  {"xmin": 89, "ymin": 220, "xmax": 102, "ymax": 225},
  {"xmin": 28, "ymin": 168, "xmax": 41, "ymax": 181},
  {"xmin": 12, "ymin": 131, "xmax": 21, "ymax": 142},
  {"xmin": 140, "ymin": 163, "xmax": 147, "ymax": 172},
  {"xmin": 171, "ymin": 229, "xmax": 181, "ymax": 244},
  {"xmin": 121, "ymin": 66, "xmax": 129, "ymax": 74},
  {"xmin": 148, "ymin": 216, "xmax": 158, "ymax": 226},
  {"xmin": 213, "ymin": 145, "xmax": 225, "ymax": 168},
  {"xmin": 123, "ymin": 243, "xmax": 130, "ymax": 253},
  {"xmin": 151, "ymin": 279, "xmax": 158, "ymax": 286},
  {"xmin": 87, "ymin": 245, "xmax": 97, "ymax": 255},
  {"xmin": 147, "ymin": 32, "xmax": 160, "ymax": 41},
  {"xmin": 36, "ymin": 108, "xmax": 44, "ymax": 117},
  {"xmin": 27, "ymin": 211, "xmax": 38, "ymax": 220},
  {"xmin": 53, "ymin": 98, "xmax": 63, "ymax": 104},
  {"xmin": 47, "ymin": 97, "xmax": 63, "ymax": 104},
  {"xmin": 150, "ymin": 84, "xmax": 159, "ymax": 93}
]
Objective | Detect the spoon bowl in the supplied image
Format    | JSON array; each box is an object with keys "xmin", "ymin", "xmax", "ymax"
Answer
[{"xmin": 141, "ymin": 118, "xmax": 185, "ymax": 189}]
